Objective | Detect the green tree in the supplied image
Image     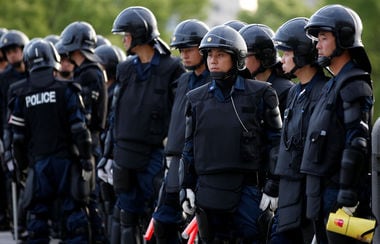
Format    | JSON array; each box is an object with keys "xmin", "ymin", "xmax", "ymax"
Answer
[{"xmin": 0, "ymin": 0, "xmax": 208, "ymax": 48}]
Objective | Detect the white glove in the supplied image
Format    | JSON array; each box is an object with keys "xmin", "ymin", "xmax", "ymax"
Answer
[
  {"xmin": 342, "ymin": 202, "xmax": 359, "ymax": 216},
  {"xmin": 106, "ymin": 159, "xmax": 113, "ymax": 185},
  {"xmin": 259, "ymin": 193, "xmax": 278, "ymax": 212},
  {"xmin": 97, "ymin": 159, "xmax": 114, "ymax": 185},
  {"xmin": 181, "ymin": 189, "xmax": 195, "ymax": 216}
]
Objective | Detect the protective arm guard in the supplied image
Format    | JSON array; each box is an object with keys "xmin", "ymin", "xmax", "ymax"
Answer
[
  {"xmin": 179, "ymin": 103, "xmax": 197, "ymax": 189},
  {"xmin": 12, "ymin": 132, "xmax": 28, "ymax": 171},
  {"xmin": 337, "ymin": 137, "xmax": 367, "ymax": 207},
  {"xmin": 263, "ymin": 87, "xmax": 282, "ymax": 131},
  {"xmin": 262, "ymin": 88, "xmax": 281, "ymax": 197},
  {"xmin": 265, "ymin": 106, "xmax": 282, "ymax": 131},
  {"xmin": 71, "ymin": 122, "xmax": 93, "ymax": 160},
  {"xmin": 263, "ymin": 146, "xmax": 280, "ymax": 197}
]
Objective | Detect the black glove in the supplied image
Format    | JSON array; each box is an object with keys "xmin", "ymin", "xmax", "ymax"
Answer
[
  {"xmin": 337, "ymin": 188, "xmax": 358, "ymax": 208},
  {"xmin": 263, "ymin": 179, "xmax": 279, "ymax": 197}
]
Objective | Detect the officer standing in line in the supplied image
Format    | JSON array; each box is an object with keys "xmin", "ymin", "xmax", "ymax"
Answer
[
  {"xmin": 151, "ymin": 19, "xmax": 210, "ymax": 243},
  {"xmin": 269, "ymin": 17, "xmax": 330, "ymax": 243},
  {"xmin": 301, "ymin": 4, "xmax": 373, "ymax": 243},
  {"xmin": 0, "ymin": 29, "xmax": 29, "ymax": 235},
  {"xmin": 58, "ymin": 21, "xmax": 108, "ymax": 243},
  {"xmin": 8, "ymin": 39, "xmax": 95, "ymax": 243},
  {"xmin": 239, "ymin": 24, "xmax": 294, "ymax": 117},
  {"xmin": 0, "ymin": 28, "xmax": 8, "ymax": 73},
  {"xmin": 95, "ymin": 44, "xmax": 126, "ymax": 236},
  {"xmin": 0, "ymin": 27, "xmax": 9, "ymax": 230},
  {"xmin": 181, "ymin": 25, "xmax": 282, "ymax": 243},
  {"xmin": 108, "ymin": 6, "xmax": 185, "ymax": 243}
]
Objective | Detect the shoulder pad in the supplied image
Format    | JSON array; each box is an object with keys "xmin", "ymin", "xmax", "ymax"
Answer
[
  {"xmin": 340, "ymin": 80, "xmax": 373, "ymax": 102},
  {"xmin": 263, "ymin": 86, "xmax": 280, "ymax": 109},
  {"xmin": 186, "ymin": 83, "xmax": 209, "ymax": 103}
]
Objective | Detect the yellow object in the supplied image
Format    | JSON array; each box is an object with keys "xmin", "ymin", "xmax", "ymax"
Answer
[{"xmin": 326, "ymin": 208, "xmax": 376, "ymax": 243}]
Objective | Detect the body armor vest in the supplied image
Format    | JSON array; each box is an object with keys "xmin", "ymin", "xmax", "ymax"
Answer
[
  {"xmin": 275, "ymin": 71, "xmax": 328, "ymax": 179},
  {"xmin": 187, "ymin": 78, "xmax": 271, "ymax": 174},
  {"xmin": 18, "ymin": 73, "xmax": 77, "ymax": 161},
  {"xmin": 300, "ymin": 68, "xmax": 370, "ymax": 176}
]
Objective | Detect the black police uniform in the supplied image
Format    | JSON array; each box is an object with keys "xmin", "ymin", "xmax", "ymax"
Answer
[
  {"xmin": 152, "ymin": 70, "xmax": 211, "ymax": 238},
  {"xmin": 273, "ymin": 70, "xmax": 329, "ymax": 242},
  {"xmin": 301, "ymin": 63, "xmax": 373, "ymax": 242},
  {"xmin": 110, "ymin": 49, "xmax": 185, "ymax": 242},
  {"xmin": 9, "ymin": 69, "xmax": 93, "ymax": 243},
  {"xmin": 182, "ymin": 76, "xmax": 282, "ymax": 242}
]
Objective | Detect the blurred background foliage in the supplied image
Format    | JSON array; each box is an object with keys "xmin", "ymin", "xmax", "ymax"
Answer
[{"xmin": 0, "ymin": 0, "xmax": 378, "ymax": 118}]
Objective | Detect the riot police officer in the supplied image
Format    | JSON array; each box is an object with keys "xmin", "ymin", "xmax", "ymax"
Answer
[
  {"xmin": 94, "ymin": 44, "xmax": 126, "ymax": 236},
  {"xmin": 0, "ymin": 29, "xmax": 29, "ymax": 236},
  {"xmin": 269, "ymin": 17, "xmax": 330, "ymax": 243},
  {"xmin": 239, "ymin": 24, "xmax": 294, "ymax": 117},
  {"xmin": 0, "ymin": 28, "xmax": 8, "ymax": 73},
  {"xmin": 107, "ymin": 6, "xmax": 185, "ymax": 243},
  {"xmin": 181, "ymin": 24, "xmax": 282, "ymax": 242},
  {"xmin": 58, "ymin": 21, "xmax": 108, "ymax": 243},
  {"xmin": 302, "ymin": 4, "xmax": 373, "ymax": 243},
  {"xmin": 151, "ymin": 18, "xmax": 210, "ymax": 243},
  {"xmin": 8, "ymin": 38, "xmax": 94, "ymax": 243}
]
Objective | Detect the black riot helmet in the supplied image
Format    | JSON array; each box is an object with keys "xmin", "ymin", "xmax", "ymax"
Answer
[
  {"xmin": 170, "ymin": 19, "xmax": 209, "ymax": 49},
  {"xmin": 112, "ymin": 6, "xmax": 160, "ymax": 46},
  {"xmin": 96, "ymin": 35, "xmax": 112, "ymax": 47},
  {"xmin": 223, "ymin": 20, "xmax": 247, "ymax": 31},
  {"xmin": 239, "ymin": 24, "xmax": 278, "ymax": 69},
  {"xmin": 0, "ymin": 29, "xmax": 29, "ymax": 52},
  {"xmin": 58, "ymin": 21, "xmax": 100, "ymax": 62},
  {"xmin": 44, "ymin": 34, "xmax": 60, "ymax": 45},
  {"xmin": 304, "ymin": 4, "xmax": 371, "ymax": 72},
  {"xmin": 23, "ymin": 38, "xmax": 61, "ymax": 72},
  {"xmin": 95, "ymin": 45, "xmax": 126, "ymax": 80},
  {"xmin": 199, "ymin": 25, "xmax": 247, "ymax": 71},
  {"xmin": 274, "ymin": 17, "xmax": 316, "ymax": 69}
]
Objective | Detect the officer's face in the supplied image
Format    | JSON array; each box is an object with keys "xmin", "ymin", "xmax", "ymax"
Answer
[
  {"xmin": 122, "ymin": 33, "xmax": 132, "ymax": 51},
  {"xmin": 245, "ymin": 52, "xmax": 261, "ymax": 74},
  {"xmin": 5, "ymin": 46, "xmax": 23, "ymax": 65},
  {"xmin": 206, "ymin": 48, "xmax": 233, "ymax": 73},
  {"xmin": 316, "ymin": 31, "xmax": 336, "ymax": 59},
  {"xmin": 179, "ymin": 47, "xmax": 202, "ymax": 68},
  {"xmin": 280, "ymin": 50, "xmax": 295, "ymax": 74}
]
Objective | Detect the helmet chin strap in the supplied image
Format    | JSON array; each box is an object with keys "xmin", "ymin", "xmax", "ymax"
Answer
[
  {"xmin": 317, "ymin": 47, "xmax": 343, "ymax": 76},
  {"xmin": 210, "ymin": 68, "xmax": 237, "ymax": 81}
]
